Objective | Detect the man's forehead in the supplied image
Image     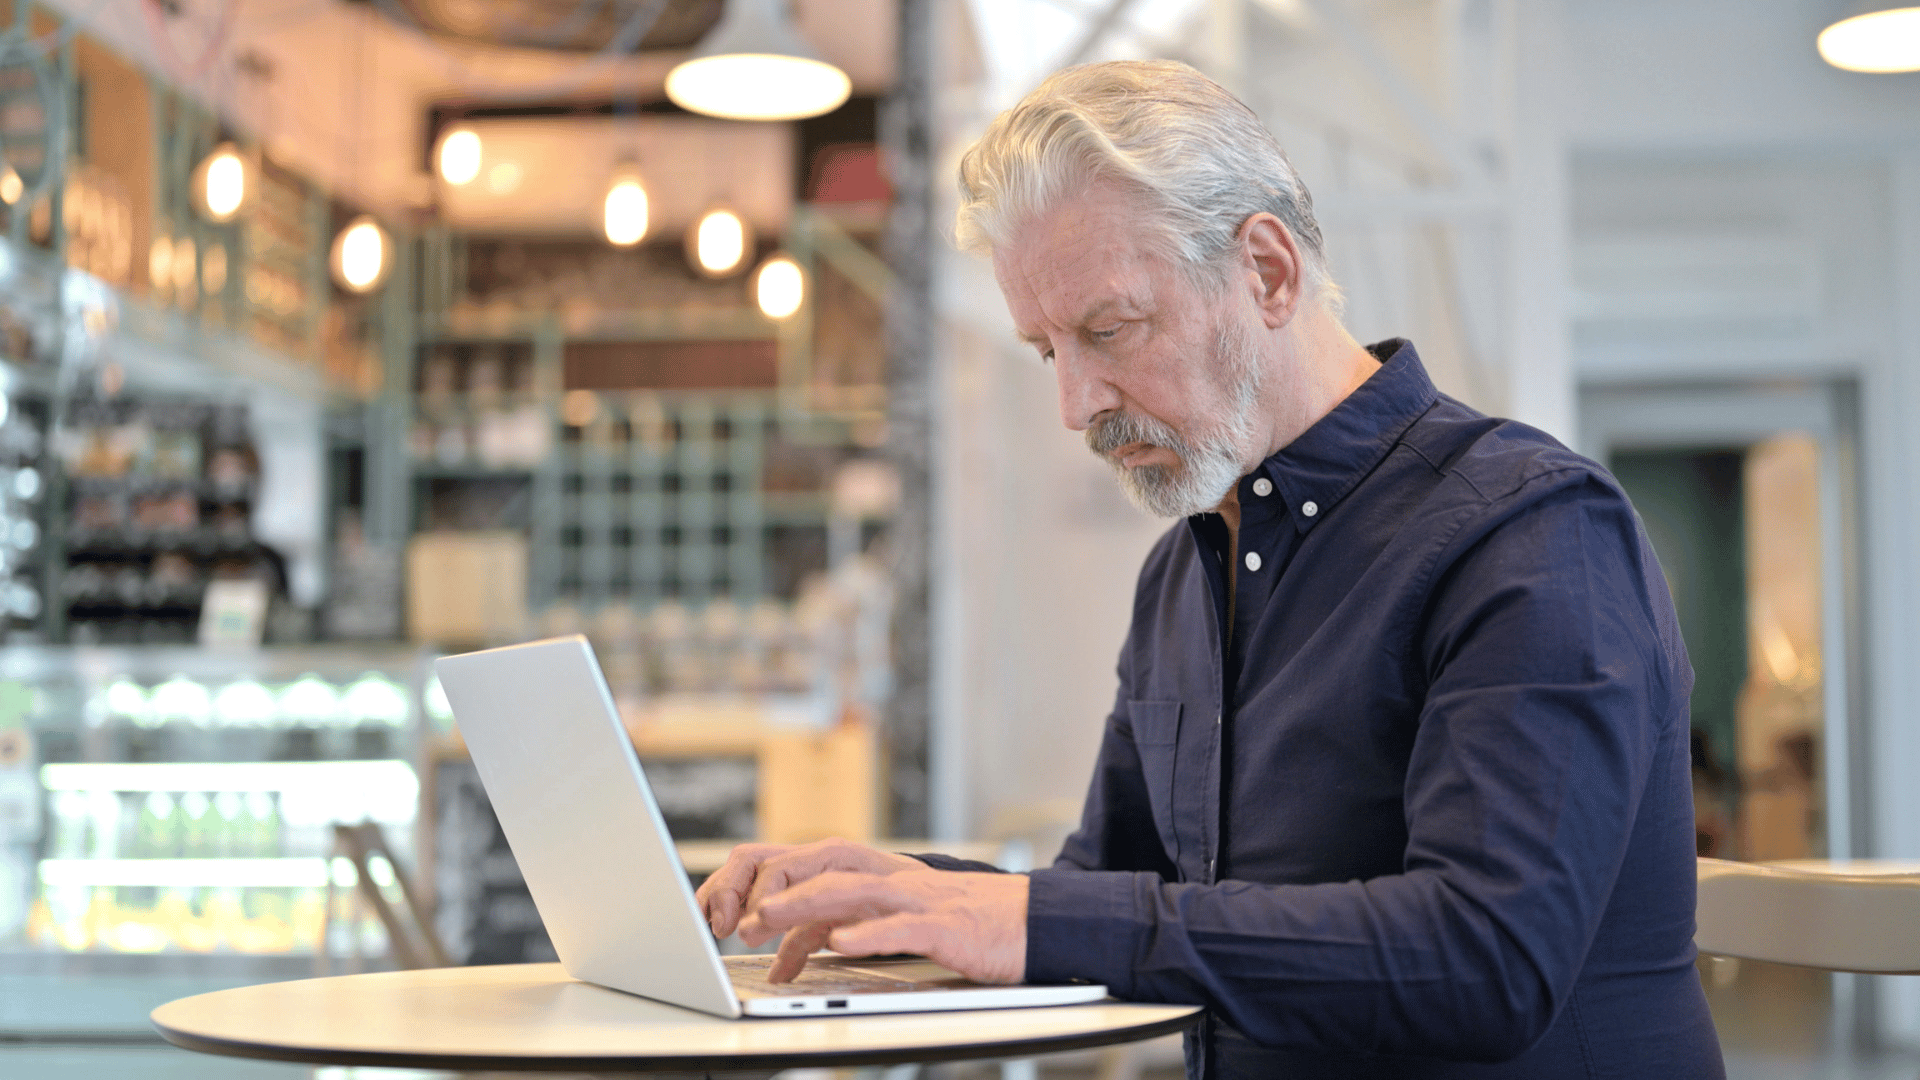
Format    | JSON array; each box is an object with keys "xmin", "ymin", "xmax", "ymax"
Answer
[{"xmin": 993, "ymin": 200, "xmax": 1161, "ymax": 331}]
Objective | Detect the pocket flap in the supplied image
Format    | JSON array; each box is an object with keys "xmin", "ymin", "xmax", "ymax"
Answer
[{"xmin": 1127, "ymin": 699, "xmax": 1183, "ymax": 745}]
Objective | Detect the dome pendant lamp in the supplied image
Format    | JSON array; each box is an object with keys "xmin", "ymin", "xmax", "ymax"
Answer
[
  {"xmin": 604, "ymin": 165, "xmax": 651, "ymax": 247},
  {"xmin": 665, "ymin": 0, "xmax": 851, "ymax": 121},
  {"xmin": 192, "ymin": 143, "xmax": 254, "ymax": 223},
  {"xmin": 1819, "ymin": 3, "xmax": 1920, "ymax": 72},
  {"xmin": 331, "ymin": 215, "xmax": 393, "ymax": 293}
]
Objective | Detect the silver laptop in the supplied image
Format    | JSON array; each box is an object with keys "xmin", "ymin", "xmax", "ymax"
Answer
[{"xmin": 435, "ymin": 635, "xmax": 1108, "ymax": 1018}]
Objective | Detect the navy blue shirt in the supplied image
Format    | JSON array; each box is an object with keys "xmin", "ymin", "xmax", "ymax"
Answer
[{"xmin": 922, "ymin": 340, "xmax": 1721, "ymax": 1078}]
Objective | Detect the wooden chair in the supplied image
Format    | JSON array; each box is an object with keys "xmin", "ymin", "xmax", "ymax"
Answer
[{"xmin": 319, "ymin": 820, "xmax": 452, "ymax": 973}]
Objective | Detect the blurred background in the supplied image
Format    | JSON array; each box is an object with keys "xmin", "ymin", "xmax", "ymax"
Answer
[{"xmin": 0, "ymin": 0, "xmax": 1915, "ymax": 1077}]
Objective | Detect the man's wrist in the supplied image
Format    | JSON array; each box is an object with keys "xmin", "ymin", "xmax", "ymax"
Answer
[{"xmin": 905, "ymin": 851, "xmax": 1006, "ymax": 874}]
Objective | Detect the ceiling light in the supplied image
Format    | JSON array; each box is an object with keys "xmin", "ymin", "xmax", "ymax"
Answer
[
  {"xmin": 604, "ymin": 170, "xmax": 650, "ymax": 247},
  {"xmin": 1819, "ymin": 5, "xmax": 1920, "ymax": 72},
  {"xmin": 666, "ymin": 0, "xmax": 851, "ymax": 121},
  {"xmin": 437, "ymin": 127, "xmax": 482, "ymax": 185},
  {"xmin": 330, "ymin": 215, "xmax": 392, "ymax": 293},
  {"xmin": 688, "ymin": 206, "xmax": 753, "ymax": 278},
  {"xmin": 755, "ymin": 254, "xmax": 805, "ymax": 319},
  {"xmin": 0, "ymin": 167, "xmax": 21, "ymax": 206},
  {"xmin": 192, "ymin": 144, "xmax": 251, "ymax": 223}
]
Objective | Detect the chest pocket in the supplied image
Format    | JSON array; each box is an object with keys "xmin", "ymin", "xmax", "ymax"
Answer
[{"xmin": 1127, "ymin": 699, "xmax": 1185, "ymax": 866}]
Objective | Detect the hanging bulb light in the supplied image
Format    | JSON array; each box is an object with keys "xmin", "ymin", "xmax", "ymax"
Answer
[
  {"xmin": 330, "ymin": 215, "xmax": 392, "ymax": 293},
  {"xmin": 666, "ymin": 0, "xmax": 851, "ymax": 121},
  {"xmin": 191, "ymin": 143, "xmax": 252, "ymax": 223},
  {"xmin": 754, "ymin": 254, "xmax": 805, "ymax": 319},
  {"xmin": 687, "ymin": 206, "xmax": 753, "ymax": 278},
  {"xmin": 1819, "ymin": 4, "xmax": 1920, "ymax": 71},
  {"xmin": 436, "ymin": 127, "xmax": 483, "ymax": 185},
  {"xmin": 603, "ymin": 168, "xmax": 650, "ymax": 247}
]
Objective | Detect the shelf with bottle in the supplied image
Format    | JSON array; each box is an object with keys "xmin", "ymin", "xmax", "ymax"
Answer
[
  {"xmin": 51, "ymin": 393, "xmax": 268, "ymax": 644},
  {"xmin": 411, "ymin": 341, "xmax": 551, "ymax": 472}
]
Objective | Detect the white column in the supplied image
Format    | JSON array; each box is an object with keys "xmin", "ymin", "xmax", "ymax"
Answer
[
  {"xmin": 1501, "ymin": 0, "xmax": 1575, "ymax": 443},
  {"xmin": 1205, "ymin": 0, "xmax": 1250, "ymax": 98},
  {"xmin": 1871, "ymin": 154, "xmax": 1920, "ymax": 1050}
]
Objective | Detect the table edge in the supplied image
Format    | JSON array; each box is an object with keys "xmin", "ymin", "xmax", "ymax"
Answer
[{"xmin": 152, "ymin": 1005, "xmax": 1203, "ymax": 1072}]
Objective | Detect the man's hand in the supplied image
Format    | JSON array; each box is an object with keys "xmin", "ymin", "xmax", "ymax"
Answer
[
  {"xmin": 694, "ymin": 837, "xmax": 924, "ymax": 940},
  {"xmin": 740, "ymin": 869, "xmax": 1029, "ymax": 985}
]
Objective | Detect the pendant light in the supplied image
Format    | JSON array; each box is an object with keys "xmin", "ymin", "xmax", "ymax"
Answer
[
  {"xmin": 330, "ymin": 215, "xmax": 392, "ymax": 293},
  {"xmin": 687, "ymin": 205, "xmax": 753, "ymax": 278},
  {"xmin": 665, "ymin": 0, "xmax": 851, "ymax": 121},
  {"xmin": 191, "ymin": 143, "xmax": 253, "ymax": 223},
  {"xmin": 754, "ymin": 253, "xmax": 805, "ymax": 319},
  {"xmin": 437, "ymin": 127, "xmax": 483, "ymax": 185},
  {"xmin": 604, "ymin": 166, "xmax": 650, "ymax": 247},
  {"xmin": 1818, "ymin": 4, "xmax": 1920, "ymax": 72}
]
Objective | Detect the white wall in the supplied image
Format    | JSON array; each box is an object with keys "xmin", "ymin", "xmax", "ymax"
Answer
[
  {"xmin": 933, "ymin": 254, "xmax": 1169, "ymax": 839},
  {"xmin": 1561, "ymin": 0, "xmax": 1920, "ymax": 1046}
]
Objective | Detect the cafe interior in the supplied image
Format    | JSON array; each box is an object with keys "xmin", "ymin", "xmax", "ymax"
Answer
[{"xmin": 1, "ymin": 0, "xmax": 1919, "ymax": 1076}]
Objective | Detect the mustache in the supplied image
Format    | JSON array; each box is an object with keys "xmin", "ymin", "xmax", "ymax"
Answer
[{"xmin": 1086, "ymin": 409, "xmax": 1188, "ymax": 459}]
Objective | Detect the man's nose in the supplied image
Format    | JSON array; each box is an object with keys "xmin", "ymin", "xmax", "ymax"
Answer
[{"xmin": 1054, "ymin": 348, "xmax": 1120, "ymax": 432}]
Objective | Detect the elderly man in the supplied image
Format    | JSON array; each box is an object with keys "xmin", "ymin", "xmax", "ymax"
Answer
[{"xmin": 699, "ymin": 61, "xmax": 1723, "ymax": 1078}]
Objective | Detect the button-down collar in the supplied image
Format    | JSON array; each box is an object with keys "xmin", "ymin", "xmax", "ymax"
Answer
[{"xmin": 1259, "ymin": 338, "xmax": 1438, "ymax": 534}]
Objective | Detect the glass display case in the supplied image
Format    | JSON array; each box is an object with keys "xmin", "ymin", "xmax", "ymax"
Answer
[{"xmin": 0, "ymin": 645, "xmax": 444, "ymax": 969}]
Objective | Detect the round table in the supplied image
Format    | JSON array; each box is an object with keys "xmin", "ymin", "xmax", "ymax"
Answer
[{"xmin": 151, "ymin": 963, "xmax": 1202, "ymax": 1073}]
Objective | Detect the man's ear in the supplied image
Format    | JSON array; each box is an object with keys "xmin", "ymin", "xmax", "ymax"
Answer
[{"xmin": 1239, "ymin": 213, "xmax": 1304, "ymax": 330}]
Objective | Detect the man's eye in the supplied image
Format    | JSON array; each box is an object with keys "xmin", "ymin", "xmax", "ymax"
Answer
[{"xmin": 1090, "ymin": 327, "xmax": 1121, "ymax": 342}]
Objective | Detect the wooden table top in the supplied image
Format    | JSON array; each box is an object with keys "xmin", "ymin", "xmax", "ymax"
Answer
[{"xmin": 151, "ymin": 962, "xmax": 1202, "ymax": 1072}]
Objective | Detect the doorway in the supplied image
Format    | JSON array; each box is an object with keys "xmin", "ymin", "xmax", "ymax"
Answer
[{"xmin": 1580, "ymin": 381, "xmax": 1864, "ymax": 861}]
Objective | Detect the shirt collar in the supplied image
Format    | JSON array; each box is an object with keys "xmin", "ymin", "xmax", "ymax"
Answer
[{"xmin": 1234, "ymin": 338, "xmax": 1438, "ymax": 535}]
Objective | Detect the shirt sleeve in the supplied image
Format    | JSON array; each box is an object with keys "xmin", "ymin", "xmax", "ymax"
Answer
[{"xmin": 1024, "ymin": 471, "xmax": 1682, "ymax": 1061}]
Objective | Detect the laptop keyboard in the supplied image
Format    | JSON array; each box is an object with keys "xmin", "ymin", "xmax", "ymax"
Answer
[{"xmin": 725, "ymin": 954, "xmax": 972, "ymax": 997}]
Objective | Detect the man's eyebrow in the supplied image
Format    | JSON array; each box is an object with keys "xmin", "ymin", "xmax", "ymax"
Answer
[{"xmin": 1013, "ymin": 299, "xmax": 1129, "ymax": 346}]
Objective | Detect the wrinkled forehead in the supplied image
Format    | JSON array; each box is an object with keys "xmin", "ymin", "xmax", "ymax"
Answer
[{"xmin": 990, "ymin": 187, "xmax": 1177, "ymax": 328}]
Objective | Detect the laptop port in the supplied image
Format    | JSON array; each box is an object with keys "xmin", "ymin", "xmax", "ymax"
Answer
[{"xmin": 827, "ymin": 999, "xmax": 849, "ymax": 1009}]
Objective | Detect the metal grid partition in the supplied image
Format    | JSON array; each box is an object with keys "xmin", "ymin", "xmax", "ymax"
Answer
[{"xmin": 533, "ymin": 393, "xmax": 778, "ymax": 611}]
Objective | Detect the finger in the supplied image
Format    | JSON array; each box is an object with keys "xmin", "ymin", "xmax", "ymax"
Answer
[
  {"xmin": 832, "ymin": 915, "xmax": 1011, "ymax": 985},
  {"xmin": 739, "ymin": 838, "xmax": 894, "ymax": 919},
  {"xmin": 747, "ymin": 872, "xmax": 909, "ymax": 935},
  {"xmin": 742, "ymin": 843, "xmax": 849, "ymax": 921},
  {"xmin": 767, "ymin": 922, "xmax": 835, "ymax": 983},
  {"xmin": 736, "ymin": 914, "xmax": 784, "ymax": 949},
  {"xmin": 708, "ymin": 889, "xmax": 741, "ymax": 939},
  {"xmin": 828, "ymin": 912, "xmax": 934, "ymax": 959},
  {"xmin": 699, "ymin": 844, "xmax": 779, "ymax": 937}
]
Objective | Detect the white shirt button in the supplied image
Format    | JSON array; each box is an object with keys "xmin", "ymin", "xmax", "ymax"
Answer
[
  {"xmin": 1252, "ymin": 477, "xmax": 1273, "ymax": 497},
  {"xmin": 1302, "ymin": 501, "xmax": 1319, "ymax": 518},
  {"xmin": 1244, "ymin": 551, "xmax": 1262, "ymax": 572}
]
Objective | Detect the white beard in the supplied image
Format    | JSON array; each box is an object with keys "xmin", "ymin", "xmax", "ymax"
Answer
[{"xmin": 1084, "ymin": 315, "xmax": 1265, "ymax": 519}]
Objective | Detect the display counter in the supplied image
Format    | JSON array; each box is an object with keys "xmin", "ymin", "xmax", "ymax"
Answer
[{"xmin": 0, "ymin": 645, "xmax": 437, "ymax": 967}]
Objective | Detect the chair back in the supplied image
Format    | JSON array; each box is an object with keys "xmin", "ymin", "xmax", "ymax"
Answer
[{"xmin": 1696, "ymin": 857, "xmax": 1920, "ymax": 973}]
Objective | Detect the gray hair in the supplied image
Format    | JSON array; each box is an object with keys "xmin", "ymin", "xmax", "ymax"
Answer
[{"xmin": 955, "ymin": 60, "xmax": 1342, "ymax": 315}]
